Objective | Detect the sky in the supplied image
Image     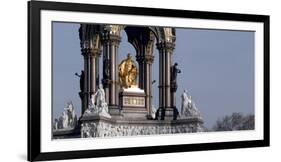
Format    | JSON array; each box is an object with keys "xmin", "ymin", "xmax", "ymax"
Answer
[{"xmin": 52, "ymin": 22, "xmax": 255, "ymax": 129}]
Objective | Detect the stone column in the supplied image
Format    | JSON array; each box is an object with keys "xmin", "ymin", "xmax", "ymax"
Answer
[
  {"xmin": 79, "ymin": 24, "xmax": 103, "ymax": 115},
  {"xmin": 156, "ymin": 42, "xmax": 175, "ymax": 120},
  {"xmin": 102, "ymin": 31, "xmax": 121, "ymax": 115},
  {"xmin": 89, "ymin": 49, "xmax": 101, "ymax": 95},
  {"xmin": 144, "ymin": 55, "xmax": 154, "ymax": 118},
  {"xmin": 157, "ymin": 43, "xmax": 165, "ymax": 120},
  {"xmin": 137, "ymin": 54, "xmax": 154, "ymax": 118},
  {"xmin": 80, "ymin": 48, "xmax": 101, "ymax": 114},
  {"xmin": 165, "ymin": 42, "xmax": 175, "ymax": 106}
]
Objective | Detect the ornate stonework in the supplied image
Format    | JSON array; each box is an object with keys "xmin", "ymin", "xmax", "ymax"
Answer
[
  {"xmin": 81, "ymin": 116, "xmax": 204, "ymax": 138},
  {"xmin": 123, "ymin": 96, "xmax": 145, "ymax": 107}
]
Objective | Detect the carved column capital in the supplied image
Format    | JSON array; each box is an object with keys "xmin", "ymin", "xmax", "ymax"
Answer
[
  {"xmin": 165, "ymin": 42, "xmax": 175, "ymax": 53},
  {"xmin": 156, "ymin": 42, "xmax": 175, "ymax": 52},
  {"xmin": 102, "ymin": 32, "xmax": 121, "ymax": 47},
  {"xmin": 92, "ymin": 48, "xmax": 102, "ymax": 57},
  {"xmin": 144, "ymin": 55, "xmax": 154, "ymax": 64},
  {"xmin": 81, "ymin": 48, "xmax": 101, "ymax": 58}
]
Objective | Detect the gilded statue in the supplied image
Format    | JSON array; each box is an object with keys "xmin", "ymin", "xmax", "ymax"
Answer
[{"xmin": 118, "ymin": 53, "xmax": 138, "ymax": 89}]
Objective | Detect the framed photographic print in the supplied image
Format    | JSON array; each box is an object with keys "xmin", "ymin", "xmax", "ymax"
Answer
[{"xmin": 28, "ymin": 0, "xmax": 270, "ymax": 161}]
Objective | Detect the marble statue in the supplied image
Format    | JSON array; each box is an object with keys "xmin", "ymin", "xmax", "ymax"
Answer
[
  {"xmin": 62, "ymin": 111, "xmax": 69, "ymax": 128},
  {"xmin": 53, "ymin": 119, "xmax": 58, "ymax": 130},
  {"xmin": 85, "ymin": 84, "xmax": 111, "ymax": 118},
  {"xmin": 53, "ymin": 101, "xmax": 78, "ymax": 130},
  {"xmin": 151, "ymin": 105, "xmax": 157, "ymax": 119},
  {"xmin": 181, "ymin": 90, "xmax": 201, "ymax": 118},
  {"xmin": 65, "ymin": 102, "xmax": 77, "ymax": 128},
  {"xmin": 118, "ymin": 53, "xmax": 138, "ymax": 89}
]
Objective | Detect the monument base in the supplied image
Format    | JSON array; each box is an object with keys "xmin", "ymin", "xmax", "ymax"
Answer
[
  {"xmin": 156, "ymin": 107, "xmax": 179, "ymax": 120},
  {"xmin": 80, "ymin": 115, "xmax": 204, "ymax": 138},
  {"xmin": 119, "ymin": 87, "xmax": 147, "ymax": 119},
  {"xmin": 108, "ymin": 105, "xmax": 121, "ymax": 116}
]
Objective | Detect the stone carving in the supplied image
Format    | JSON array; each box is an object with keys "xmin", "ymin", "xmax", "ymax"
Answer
[
  {"xmin": 151, "ymin": 105, "xmax": 157, "ymax": 119},
  {"xmin": 84, "ymin": 84, "xmax": 111, "ymax": 118},
  {"xmin": 53, "ymin": 101, "xmax": 78, "ymax": 130},
  {"xmin": 53, "ymin": 119, "xmax": 59, "ymax": 130},
  {"xmin": 62, "ymin": 110, "xmax": 69, "ymax": 128},
  {"xmin": 81, "ymin": 119, "xmax": 204, "ymax": 138},
  {"xmin": 81, "ymin": 123, "xmax": 93, "ymax": 138},
  {"xmin": 118, "ymin": 53, "xmax": 138, "ymax": 89},
  {"xmin": 181, "ymin": 90, "xmax": 201, "ymax": 118}
]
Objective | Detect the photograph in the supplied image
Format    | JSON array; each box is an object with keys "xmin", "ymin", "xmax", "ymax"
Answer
[{"xmin": 52, "ymin": 22, "xmax": 255, "ymax": 139}]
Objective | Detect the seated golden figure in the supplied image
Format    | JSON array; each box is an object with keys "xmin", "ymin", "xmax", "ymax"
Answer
[{"xmin": 118, "ymin": 53, "xmax": 138, "ymax": 89}]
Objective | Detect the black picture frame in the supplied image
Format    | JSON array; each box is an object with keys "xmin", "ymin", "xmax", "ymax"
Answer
[{"xmin": 28, "ymin": 1, "xmax": 270, "ymax": 161}]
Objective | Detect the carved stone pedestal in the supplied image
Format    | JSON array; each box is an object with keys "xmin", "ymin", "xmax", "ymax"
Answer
[
  {"xmin": 164, "ymin": 107, "xmax": 176, "ymax": 120},
  {"xmin": 80, "ymin": 115, "xmax": 204, "ymax": 138},
  {"xmin": 119, "ymin": 88, "xmax": 146, "ymax": 119}
]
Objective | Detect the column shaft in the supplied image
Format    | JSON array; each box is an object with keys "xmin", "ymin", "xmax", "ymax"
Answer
[
  {"xmin": 157, "ymin": 42, "xmax": 175, "ymax": 120},
  {"xmin": 110, "ymin": 44, "xmax": 116, "ymax": 105},
  {"xmin": 165, "ymin": 50, "xmax": 171, "ymax": 108},
  {"xmin": 145, "ymin": 62, "xmax": 153, "ymax": 116},
  {"xmin": 158, "ymin": 48, "xmax": 163, "ymax": 109},
  {"xmin": 102, "ymin": 33, "xmax": 121, "ymax": 114},
  {"xmin": 90, "ymin": 54, "xmax": 96, "ymax": 94},
  {"xmin": 148, "ymin": 63, "xmax": 152, "ymax": 115},
  {"xmin": 137, "ymin": 53, "xmax": 154, "ymax": 118}
]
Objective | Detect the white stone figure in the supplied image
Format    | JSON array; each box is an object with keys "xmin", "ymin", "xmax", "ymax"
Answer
[
  {"xmin": 53, "ymin": 101, "xmax": 78, "ymax": 130},
  {"xmin": 64, "ymin": 105, "xmax": 71, "ymax": 128},
  {"xmin": 85, "ymin": 94, "xmax": 98, "ymax": 114},
  {"xmin": 63, "ymin": 102, "xmax": 77, "ymax": 128},
  {"xmin": 67, "ymin": 102, "xmax": 77, "ymax": 127},
  {"xmin": 151, "ymin": 105, "xmax": 157, "ymax": 119},
  {"xmin": 62, "ymin": 111, "xmax": 69, "ymax": 128},
  {"xmin": 54, "ymin": 119, "xmax": 58, "ymax": 130},
  {"xmin": 85, "ymin": 84, "xmax": 111, "ymax": 118},
  {"xmin": 95, "ymin": 84, "xmax": 106, "ymax": 108},
  {"xmin": 181, "ymin": 90, "xmax": 201, "ymax": 118}
]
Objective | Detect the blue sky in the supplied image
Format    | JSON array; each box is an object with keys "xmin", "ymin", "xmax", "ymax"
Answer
[{"xmin": 52, "ymin": 22, "xmax": 255, "ymax": 129}]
